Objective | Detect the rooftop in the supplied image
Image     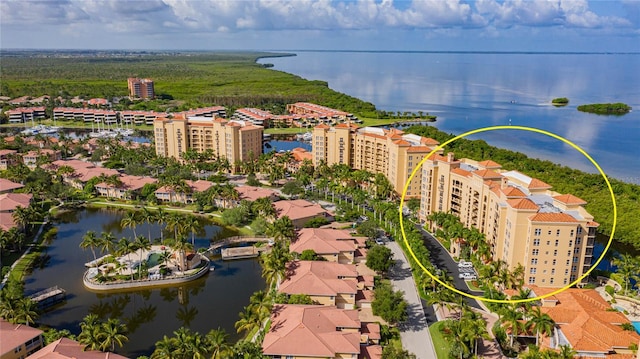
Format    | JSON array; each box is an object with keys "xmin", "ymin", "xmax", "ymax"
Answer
[{"xmin": 0, "ymin": 319, "xmax": 43, "ymax": 356}]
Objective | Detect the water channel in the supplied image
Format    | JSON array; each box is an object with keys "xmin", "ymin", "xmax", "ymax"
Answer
[{"xmin": 24, "ymin": 208, "xmax": 265, "ymax": 358}]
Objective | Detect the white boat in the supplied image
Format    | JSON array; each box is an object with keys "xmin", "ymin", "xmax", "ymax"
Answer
[{"xmin": 301, "ymin": 132, "xmax": 312, "ymax": 141}]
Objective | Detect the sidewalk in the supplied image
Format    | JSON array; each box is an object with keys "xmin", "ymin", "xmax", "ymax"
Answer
[{"xmin": 387, "ymin": 242, "xmax": 438, "ymax": 359}]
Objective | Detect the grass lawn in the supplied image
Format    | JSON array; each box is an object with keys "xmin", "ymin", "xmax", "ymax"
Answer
[
  {"xmin": 466, "ymin": 280, "xmax": 482, "ymax": 292},
  {"xmin": 430, "ymin": 320, "xmax": 452, "ymax": 359}
]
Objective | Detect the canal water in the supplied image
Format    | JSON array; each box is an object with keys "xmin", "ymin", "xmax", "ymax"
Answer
[{"xmin": 24, "ymin": 208, "xmax": 265, "ymax": 358}]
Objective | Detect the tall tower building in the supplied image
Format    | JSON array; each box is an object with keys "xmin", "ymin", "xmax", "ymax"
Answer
[{"xmin": 127, "ymin": 78, "xmax": 155, "ymax": 99}]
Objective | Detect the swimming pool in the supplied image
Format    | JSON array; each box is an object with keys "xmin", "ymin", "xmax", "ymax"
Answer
[
  {"xmin": 633, "ymin": 322, "xmax": 640, "ymax": 335},
  {"xmin": 146, "ymin": 252, "xmax": 162, "ymax": 267},
  {"xmin": 614, "ymin": 305, "xmax": 626, "ymax": 312}
]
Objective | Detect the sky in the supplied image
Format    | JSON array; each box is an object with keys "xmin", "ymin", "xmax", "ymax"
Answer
[{"xmin": 1, "ymin": 0, "xmax": 639, "ymax": 52}]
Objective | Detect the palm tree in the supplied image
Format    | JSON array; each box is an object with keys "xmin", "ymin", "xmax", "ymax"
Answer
[
  {"xmin": 80, "ymin": 231, "xmax": 101, "ymax": 267},
  {"xmin": 151, "ymin": 335, "xmax": 175, "ymax": 359},
  {"xmin": 462, "ymin": 309, "xmax": 489, "ymax": 356},
  {"xmin": 266, "ymin": 216, "xmax": 296, "ymax": 243},
  {"xmin": 134, "ymin": 235, "xmax": 151, "ymax": 279},
  {"xmin": 14, "ymin": 298, "xmax": 39, "ymax": 326},
  {"xmin": 182, "ymin": 215, "xmax": 200, "ymax": 247},
  {"xmin": 12, "ymin": 205, "xmax": 31, "ymax": 234},
  {"xmin": 612, "ymin": 254, "xmax": 640, "ymax": 294},
  {"xmin": 99, "ymin": 318, "xmax": 128, "ymax": 352},
  {"xmin": 205, "ymin": 328, "xmax": 229, "ymax": 359},
  {"xmin": 121, "ymin": 210, "xmax": 140, "ymax": 239},
  {"xmin": 99, "ymin": 232, "xmax": 117, "ymax": 256},
  {"xmin": 234, "ymin": 305, "xmax": 260, "ymax": 335},
  {"xmin": 442, "ymin": 319, "xmax": 472, "ymax": 359},
  {"xmin": 140, "ymin": 207, "xmax": 156, "ymax": 242},
  {"xmin": 252, "ymin": 197, "xmax": 276, "ymax": 220},
  {"xmin": 169, "ymin": 238, "xmax": 193, "ymax": 272},
  {"xmin": 78, "ymin": 314, "xmax": 102, "ymax": 351},
  {"xmin": 558, "ymin": 345, "xmax": 577, "ymax": 359},
  {"xmin": 116, "ymin": 237, "xmax": 138, "ymax": 279},
  {"xmin": 501, "ymin": 303, "xmax": 525, "ymax": 347},
  {"xmin": 165, "ymin": 213, "xmax": 184, "ymax": 241},
  {"xmin": 526, "ymin": 307, "xmax": 555, "ymax": 346},
  {"xmin": 155, "ymin": 208, "xmax": 168, "ymax": 244}
]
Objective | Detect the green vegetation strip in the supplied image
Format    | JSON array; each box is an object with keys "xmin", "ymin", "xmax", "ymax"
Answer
[
  {"xmin": 577, "ymin": 103, "xmax": 631, "ymax": 115},
  {"xmin": 429, "ymin": 321, "xmax": 452, "ymax": 359}
]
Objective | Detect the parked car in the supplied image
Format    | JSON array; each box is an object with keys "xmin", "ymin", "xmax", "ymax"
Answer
[
  {"xmin": 458, "ymin": 272, "xmax": 477, "ymax": 280},
  {"xmin": 458, "ymin": 261, "xmax": 473, "ymax": 268},
  {"xmin": 375, "ymin": 237, "xmax": 386, "ymax": 245}
]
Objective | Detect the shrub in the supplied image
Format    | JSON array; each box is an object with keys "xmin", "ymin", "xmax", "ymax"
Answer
[{"xmin": 605, "ymin": 285, "xmax": 616, "ymax": 296}]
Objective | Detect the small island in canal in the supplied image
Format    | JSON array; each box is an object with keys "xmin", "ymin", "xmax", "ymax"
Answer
[{"xmin": 577, "ymin": 102, "xmax": 632, "ymax": 115}]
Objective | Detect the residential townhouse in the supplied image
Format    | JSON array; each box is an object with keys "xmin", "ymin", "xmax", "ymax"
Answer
[
  {"xmin": 291, "ymin": 228, "xmax": 360, "ymax": 264},
  {"xmin": 262, "ymin": 304, "xmax": 381, "ymax": 359},
  {"xmin": 420, "ymin": 154, "xmax": 598, "ymax": 288},
  {"xmin": 27, "ymin": 338, "xmax": 129, "ymax": 359},
  {"xmin": 0, "ymin": 149, "xmax": 18, "ymax": 170},
  {"xmin": 22, "ymin": 150, "xmax": 62, "ymax": 169},
  {"xmin": 155, "ymin": 179, "xmax": 214, "ymax": 204},
  {"xmin": 5, "ymin": 107, "xmax": 46, "ymax": 123},
  {"xmin": 0, "ymin": 319, "xmax": 44, "ymax": 359},
  {"xmin": 48, "ymin": 159, "xmax": 119, "ymax": 190},
  {"xmin": 273, "ymin": 199, "xmax": 334, "ymax": 228},
  {"xmin": 95, "ymin": 175, "xmax": 157, "ymax": 200},
  {"xmin": 0, "ymin": 179, "xmax": 24, "ymax": 194}
]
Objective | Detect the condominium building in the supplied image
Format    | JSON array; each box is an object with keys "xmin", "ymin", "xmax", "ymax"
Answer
[
  {"xmin": 0, "ymin": 319, "xmax": 44, "ymax": 359},
  {"xmin": 419, "ymin": 154, "xmax": 598, "ymax": 288},
  {"xmin": 312, "ymin": 124, "xmax": 442, "ymax": 197},
  {"xmin": 153, "ymin": 116, "xmax": 263, "ymax": 166},
  {"xmin": 127, "ymin": 77, "xmax": 155, "ymax": 99}
]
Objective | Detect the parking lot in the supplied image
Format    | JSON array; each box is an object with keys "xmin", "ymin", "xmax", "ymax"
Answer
[{"xmin": 457, "ymin": 261, "xmax": 478, "ymax": 280}]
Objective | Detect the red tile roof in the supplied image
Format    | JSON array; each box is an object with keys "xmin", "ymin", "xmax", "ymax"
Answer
[
  {"xmin": 0, "ymin": 193, "xmax": 32, "ymax": 212},
  {"xmin": 507, "ymin": 198, "xmax": 539, "ymax": 210},
  {"xmin": 279, "ymin": 261, "xmax": 358, "ymax": 297},
  {"xmin": 0, "ymin": 178, "xmax": 24, "ymax": 192},
  {"xmin": 0, "ymin": 319, "xmax": 43, "ymax": 357},
  {"xmin": 473, "ymin": 169, "xmax": 503, "ymax": 179},
  {"xmin": 0, "ymin": 212, "xmax": 16, "ymax": 230},
  {"xmin": 236, "ymin": 185, "xmax": 278, "ymax": 202},
  {"xmin": 529, "ymin": 213, "xmax": 578, "ymax": 223},
  {"xmin": 262, "ymin": 304, "xmax": 360, "ymax": 357},
  {"xmin": 291, "ymin": 228, "xmax": 357, "ymax": 255},
  {"xmin": 27, "ymin": 337, "xmax": 129, "ymax": 359},
  {"xmin": 501, "ymin": 186, "xmax": 527, "ymax": 198},
  {"xmin": 274, "ymin": 199, "xmax": 330, "ymax": 222},
  {"xmin": 528, "ymin": 178, "xmax": 551, "ymax": 189},
  {"xmin": 553, "ymin": 194, "xmax": 587, "ymax": 205},
  {"xmin": 478, "ymin": 160, "xmax": 502, "ymax": 168}
]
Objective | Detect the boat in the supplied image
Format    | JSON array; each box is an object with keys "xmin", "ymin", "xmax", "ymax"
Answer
[{"xmin": 296, "ymin": 132, "xmax": 312, "ymax": 141}]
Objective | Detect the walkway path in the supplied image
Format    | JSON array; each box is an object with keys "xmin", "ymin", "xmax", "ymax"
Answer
[
  {"xmin": 436, "ymin": 306, "xmax": 507, "ymax": 359},
  {"xmin": 387, "ymin": 241, "xmax": 438, "ymax": 359}
]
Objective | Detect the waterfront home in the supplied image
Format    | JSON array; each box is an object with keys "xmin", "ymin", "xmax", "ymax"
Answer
[
  {"xmin": 49, "ymin": 159, "xmax": 119, "ymax": 190},
  {"xmin": 95, "ymin": 175, "xmax": 157, "ymax": 200},
  {"xmin": 262, "ymin": 304, "xmax": 382, "ymax": 359},
  {"xmin": 273, "ymin": 199, "xmax": 334, "ymax": 228},
  {"xmin": 155, "ymin": 180, "xmax": 214, "ymax": 204},
  {"xmin": 26, "ymin": 338, "xmax": 129, "ymax": 359},
  {"xmin": 279, "ymin": 260, "xmax": 359, "ymax": 309},
  {"xmin": 0, "ymin": 319, "xmax": 44, "ymax": 359},
  {"xmin": 291, "ymin": 228, "xmax": 359, "ymax": 264},
  {"xmin": 0, "ymin": 179, "xmax": 24, "ymax": 194},
  {"xmin": 527, "ymin": 286, "xmax": 640, "ymax": 359},
  {"xmin": 286, "ymin": 147, "xmax": 313, "ymax": 173},
  {"xmin": 0, "ymin": 149, "xmax": 18, "ymax": 171}
]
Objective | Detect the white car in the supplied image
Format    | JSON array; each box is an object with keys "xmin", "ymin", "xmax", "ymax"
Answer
[
  {"xmin": 458, "ymin": 273, "xmax": 477, "ymax": 280},
  {"xmin": 458, "ymin": 261, "xmax": 473, "ymax": 268}
]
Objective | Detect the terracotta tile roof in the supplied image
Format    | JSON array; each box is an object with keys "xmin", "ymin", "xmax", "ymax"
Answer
[
  {"xmin": 529, "ymin": 213, "xmax": 578, "ymax": 223},
  {"xmin": 528, "ymin": 178, "xmax": 551, "ymax": 189},
  {"xmin": 97, "ymin": 175, "xmax": 156, "ymax": 191},
  {"xmin": 451, "ymin": 168, "xmax": 472, "ymax": 177},
  {"xmin": 279, "ymin": 261, "xmax": 358, "ymax": 297},
  {"xmin": 357, "ymin": 275, "xmax": 375, "ymax": 288},
  {"xmin": 335, "ymin": 123, "xmax": 359, "ymax": 129},
  {"xmin": 75, "ymin": 167, "xmax": 119, "ymax": 182},
  {"xmin": 26, "ymin": 337, "xmax": 129, "ymax": 359},
  {"xmin": 51, "ymin": 159, "xmax": 95, "ymax": 171},
  {"xmin": 393, "ymin": 140, "xmax": 410, "ymax": 146},
  {"xmin": 406, "ymin": 146, "xmax": 434, "ymax": 153},
  {"xmin": 236, "ymin": 185, "xmax": 278, "ymax": 202},
  {"xmin": 361, "ymin": 322, "xmax": 381, "ymax": 340},
  {"xmin": 421, "ymin": 137, "xmax": 440, "ymax": 145},
  {"xmin": 0, "ymin": 149, "xmax": 17, "ymax": 156},
  {"xmin": 501, "ymin": 186, "xmax": 527, "ymax": 198},
  {"xmin": 507, "ymin": 198, "xmax": 539, "ymax": 210},
  {"xmin": 359, "ymin": 345, "xmax": 382, "ymax": 359},
  {"xmin": 263, "ymin": 304, "xmax": 361, "ymax": 357},
  {"xmin": 291, "ymin": 228, "xmax": 357, "ymax": 255},
  {"xmin": 587, "ymin": 221, "xmax": 600, "ymax": 227},
  {"xmin": 473, "ymin": 169, "xmax": 503, "ymax": 179},
  {"xmin": 0, "ymin": 178, "xmax": 24, "ymax": 192},
  {"xmin": 0, "ymin": 319, "xmax": 43, "ymax": 357},
  {"xmin": 478, "ymin": 159, "xmax": 502, "ymax": 168},
  {"xmin": 0, "ymin": 193, "xmax": 32, "ymax": 212},
  {"xmin": 553, "ymin": 194, "xmax": 587, "ymax": 205},
  {"xmin": 356, "ymin": 290, "xmax": 374, "ymax": 303},
  {"xmin": 274, "ymin": 199, "xmax": 330, "ymax": 222},
  {"xmin": 315, "ymin": 124, "xmax": 330, "ymax": 129},
  {"xmin": 0, "ymin": 212, "xmax": 16, "ymax": 230}
]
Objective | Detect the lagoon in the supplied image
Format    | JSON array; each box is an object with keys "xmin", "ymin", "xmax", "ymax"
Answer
[{"xmin": 24, "ymin": 208, "xmax": 265, "ymax": 358}]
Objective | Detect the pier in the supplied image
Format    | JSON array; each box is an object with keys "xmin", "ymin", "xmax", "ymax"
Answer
[
  {"xmin": 221, "ymin": 245, "xmax": 270, "ymax": 260},
  {"xmin": 28, "ymin": 286, "xmax": 66, "ymax": 310},
  {"xmin": 208, "ymin": 236, "xmax": 272, "ymax": 252}
]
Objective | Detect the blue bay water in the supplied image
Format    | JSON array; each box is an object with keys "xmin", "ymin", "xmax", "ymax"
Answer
[{"xmin": 260, "ymin": 52, "xmax": 640, "ymax": 183}]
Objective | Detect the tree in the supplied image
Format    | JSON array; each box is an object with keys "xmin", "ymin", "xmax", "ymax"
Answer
[
  {"xmin": 121, "ymin": 211, "xmax": 140, "ymax": 239},
  {"xmin": 78, "ymin": 314, "xmax": 102, "ymax": 351},
  {"xmin": 612, "ymin": 254, "xmax": 640, "ymax": 294},
  {"xmin": 234, "ymin": 305, "xmax": 260, "ymax": 335},
  {"xmin": 372, "ymin": 282, "xmax": 408, "ymax": 325},
  {"xmin": 357, "ymin": 220, "xmax": 379, "ymax": 239},
  {"xmin": 266, "ymin": 216, "xmax": 296, "ymax": 243},
  {"xmin": 526, "ymin": 306, "xmax": 555, "ymax": 347},
  {"xmin": 501, "ymin": 303, "xmax": 525, "ymax": 347},
  {"xmin": 281, "ymin": 180, "xmax": 304, "ymax": 196},
  {"xmin": 382, "ymin": 345, "xmax": 416, "ymax": 359},
  {"xmin": 14, "ymin": 298, "xmax": 39, "ymax": 326},
  {"xmin": 80, "ymin": 231, "xmax": 101, "ymax": 267},
  {"xmin": 133, "ymin": 235, "xmax": 151, "ymax": 279},
  {"xmin": 99, "ymin": 318, "xmax": 128, "ymax": 352},
  {"xmin": 366, "ymin": 245, "xmax": 394, "ymax": 273},
  {"xmin": 182, "ymin": 215, "xmax": 200, "ymax": 247}
]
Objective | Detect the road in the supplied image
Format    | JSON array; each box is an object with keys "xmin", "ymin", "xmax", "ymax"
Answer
[{"xmin": 387, "ymin": 241, "xmax": 438, "ymax": 359}]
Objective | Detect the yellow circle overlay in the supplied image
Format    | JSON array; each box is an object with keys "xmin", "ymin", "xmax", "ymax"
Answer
[{"xmin": 399, "ymin": 125, "xmax": 617, "ymax": 304}]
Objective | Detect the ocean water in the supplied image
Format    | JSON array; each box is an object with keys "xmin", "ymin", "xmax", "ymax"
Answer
[{"xmin": 260, "ymin": 51, "xmax": 640, "ymax": 183}]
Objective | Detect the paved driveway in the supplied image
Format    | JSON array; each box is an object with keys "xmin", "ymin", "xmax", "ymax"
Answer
[{"xmin": 388, "ymin": 242, "xmax": 438, "ymax": 359}]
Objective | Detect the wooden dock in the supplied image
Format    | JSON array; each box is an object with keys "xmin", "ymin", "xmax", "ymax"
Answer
[
  {"xmin": 221, "ymin": 246, "xmax": 269, "ymax": 260},
  {"xmin": 28, "ymin": 286, "xmax": 66, "ymax": 310}
]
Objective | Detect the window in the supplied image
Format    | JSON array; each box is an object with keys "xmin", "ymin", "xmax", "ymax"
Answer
[
  {"xmin": 564, "ymin": 278, "xmax": 568, "ymax": 284},
  {"xmin": 553, "ymin": 250, "xmax": 558, "ymax": 256},
  {"xmin": 572, "ymin": 265, "xmax": 577, "ymax": 272},
  {"xmin": 566, "ymin": 260, "xmax": 570, "ymax": 266},
  {"xmin": 551, "ymin": 268, "xmax": 555, "ymax": 275},
  {"xmin": 556, "ymin": 229, "xmax": 561, "ymax": 236},
  {"xmin": 530, "ymin": 268, "xmax": 537, "ymax": 274},
  {"xmin": 555, "ymin": 239, "xmax": 559, "ymax": 247},
  {"xmin": 565, "ymin": 269, "xmax": 569, "ymax": 275},
  {"xmin": 570, "ymin": 229, "xmax": 575, "ymax": 237},
  {"xmin": 550, "ymin": 278, "xmax": 555, "ymax": 284},
  {"xmin": 533, "ymin": 239, "xmax": 540, "ymax": 246},
  {"xmin": 552, "ymin": 259, "xmax": 557, "ymax": 265},
  {"xmin": 569, "ymin": 240, "xmax": 573, "ymax": 247},
  {"xmin": 576, "ymin": 238, "xmax": 582, "ymax": 245},
  {"xmin": 531, "ymin": 258, "xmax": 538, "ymax": 265},
  {"xmin": 548, "ymin": 230, "xmax": 552, "ymax": 235},
  {"xmin": 535, "ymin": 228, "xmax": 541, "ymax": 236},
  {"xmin": 567, "ymin": 251, "xmax": 572, "ymax": 257},
  {"xmin": 532, "ymin": 249, "xmax": 539, "ymax": 256},
  {"xmin": 528, "ymin": 277, "xmax": 536, "ymax": 284}
]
